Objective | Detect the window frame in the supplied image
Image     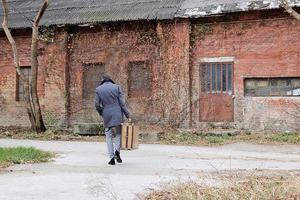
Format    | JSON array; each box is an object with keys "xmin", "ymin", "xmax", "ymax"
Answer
[
  {"xmin": 127, "ymin": 60, "xmax": 152, "ymax": 98},
  {"xmin": 244, "ymin": 77, "xmax": 300, "ymax": 97},
  {"xmin": 199, "ymin": 62, "xmax": 234, "ymax": 95},
  {"xmin": 82, "ymin": 62, "xmax": 105, "ymax": 100},
  {"xmin": 16, "ymin": 66, "xmax": 31, "ymax": 102}
]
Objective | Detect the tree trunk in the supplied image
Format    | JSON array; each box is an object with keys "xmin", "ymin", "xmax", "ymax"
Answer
[
  {"xmin": 24, "ymin": 82, "xmax": 37, "ymax": 130},
  {"xmin": 1, "ymin": 0, "xmax": 48, "ymax": 132},
  {"xmin": 29, "ymin": 0, "xmax": 49, "ymax": 133},
  {"xmin": 30, "ymin": 25, "xmax": 46, "ymax": 132}
]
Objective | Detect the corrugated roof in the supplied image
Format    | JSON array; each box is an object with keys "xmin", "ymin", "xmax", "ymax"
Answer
[
  {"xmin": 176, "ymin": 0, "xmax": 300, "ymax": 18},
  {"xmin": 1, "ymin": 0, "xmax": 300, "ymax": 29},
  {"xmin": 0, "ymin": 0, "xmax": 184, "ymax": 29}
]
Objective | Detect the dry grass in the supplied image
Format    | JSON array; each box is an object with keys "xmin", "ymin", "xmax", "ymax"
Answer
[
  {"xmin": 0, "ymin": 127, "xmax": 105, "ymax": 142},
  {"xmin": 144, "ymin": 174, "xmax": 300, "ymax": 200},
  {"xmin": 156, "ymin": 132, "xmax": 300, "ymax": 146},
  {"xmin": 1, "ymin": 127, "xmax": 299, "ymax": 146}
]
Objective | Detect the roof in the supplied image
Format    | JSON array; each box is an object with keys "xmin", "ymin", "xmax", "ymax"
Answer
[
  {"xmin": 0, "ymin": 0, "xmax": 184, "ymax": 29},
  {"xmin": 0, "ymin": 0, "xmax": 300, "ymax": 29},
  {"xmin": 176, "ymin": 0, "xmax": 300, "ymax": 18}
]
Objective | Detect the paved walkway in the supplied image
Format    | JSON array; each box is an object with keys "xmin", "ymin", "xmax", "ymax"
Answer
[{"xmin": 0, "ymin": 139, "xmax": 300, "ymax": 200}]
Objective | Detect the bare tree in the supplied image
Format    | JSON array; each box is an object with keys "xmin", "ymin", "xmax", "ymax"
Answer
[
  {"xmin": 280, "ymin": 0, "xmax": 300, "ymax": 20},
  {"xmin": 1, "ymin": 0, "xmax": 48, "ymax": 132}
]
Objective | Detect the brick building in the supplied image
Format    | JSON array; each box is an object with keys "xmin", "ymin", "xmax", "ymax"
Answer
[{"xmin": 0, "ymin": 0, "xmax": 299, "ymax": 132}]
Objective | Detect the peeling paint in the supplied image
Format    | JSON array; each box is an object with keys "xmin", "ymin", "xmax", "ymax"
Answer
[
  {"xmin": 184, "ymin": 8, "xmax": 207, "ymax": 16},
  {"xmin": 176, "ymin": 0, "xmax": 300, "ymax": 18}
]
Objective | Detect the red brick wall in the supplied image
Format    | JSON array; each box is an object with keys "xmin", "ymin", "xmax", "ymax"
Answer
[
  {"xmin": 0, "ymin": 20, "xmax": 191, "ymax": 129},
  {"xmin": 191, "ymin": 17, "xmax": 300, "ymax": 131},
  {"xmin": 68, "ymin": 22, "xmax": 160, "ymax": 125},
  {"xmin": 0, "ymin": 31, "xmax": 68, "ymax": 127},
  {"xmin": 2, "ymin": 15, "xmax": 298, "ymax": 132},
  {"xmin": 68, "ymin": 20, "xmax": 191, "ymax": 127}
]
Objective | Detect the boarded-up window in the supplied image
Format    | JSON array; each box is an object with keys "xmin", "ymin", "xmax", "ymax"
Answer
[
  {"xmin": 128, "ymin": 61, "xmax": 152, "ymax": 98},
  {"xmin": 200, "ymin": 63, "xmax": 233, "ymax": 94},
  {"xmin": 245, "ymin": 77, "xmax": 300, "ymax": 96},
  {"xmin": 83, "ymin": 63, "xmax": 105, "ymax": 99},
  {"xmin": 16, "ymin": 67, "xmax": 31, "ymax": 101}
]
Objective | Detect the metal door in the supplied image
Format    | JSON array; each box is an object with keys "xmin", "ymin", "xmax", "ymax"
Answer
[{"xmin": 199, "ymin": 62, "xmax": 234, "ymax": 122}]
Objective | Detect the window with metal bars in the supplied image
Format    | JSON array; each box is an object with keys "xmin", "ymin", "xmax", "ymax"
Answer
[
  {"xmin": 244, "ymin": 77, "xmax": 300, "ymax": 96},
  {"xmin": 83, "ymin": 63, "xmax": 105, "ymax": 99},
  {"xmin": 200, "ymin": 63, "xmax": 233, "ymax": 94},
  {"xmin": 16, "ymin": 67, "xmax": 31, "ymax": 101}
]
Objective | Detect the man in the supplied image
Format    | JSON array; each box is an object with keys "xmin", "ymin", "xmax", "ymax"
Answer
[{"xmin": 95, "ymin": 74, "xmax": 131, "ymax": 165}]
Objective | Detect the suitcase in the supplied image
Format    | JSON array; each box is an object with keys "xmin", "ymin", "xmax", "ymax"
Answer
[{"xmin": 121, "ymin": 123, "xmax": 139, "ymax": 150}]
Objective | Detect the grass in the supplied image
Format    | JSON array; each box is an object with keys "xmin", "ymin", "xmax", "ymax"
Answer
[
  {"xmin": 266, "ymin": 132, "xmax": 300, "ymax": 143},
  {"xmin": 0, "ymin": 127, "xmax": 299, "ymax": 146},
  {"xmin": 0, "ymin": 127, "xmax": 105, "ymax": 142},
  {"xmin": 0, "ymin": 147, "xmax": 54, "ymax": 168},
  {"xmin": 144, "ymin": 175, "xmax": 300, "ymax": 200},
  {"xmin": 157, "ymin": 131, "xmax": 300, "ymax": 146}
]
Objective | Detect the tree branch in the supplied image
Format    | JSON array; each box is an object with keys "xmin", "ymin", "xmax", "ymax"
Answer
[
  {"xmin": 30, "ymin": 0, "xmax": 49, "ymax": 97},
  {"xmin": 1, "ymin": 0, "xmax": 25, "ymax": 81},
  {"xmin": 33, "ymin": 0, "xmax": 49, "ymax": 27},
  {"xmin": 280, "ymin": 0, "xmax": 300, "ymax": 20}
]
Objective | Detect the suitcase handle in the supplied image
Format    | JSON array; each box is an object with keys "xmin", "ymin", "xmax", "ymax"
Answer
[{"xmin": 122, "ymin": 122, "xmax": 134, "ymax": 126}]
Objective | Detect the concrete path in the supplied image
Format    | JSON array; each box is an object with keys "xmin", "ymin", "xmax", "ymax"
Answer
[{"xmin": 0, "ymin": 139, "xmax": 300, "ymax": 200}]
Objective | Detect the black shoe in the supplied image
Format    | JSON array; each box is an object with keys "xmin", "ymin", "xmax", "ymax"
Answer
[
  {"xmin": 114, "ymin": 151, "xmax": 122, "ymax": 163},
  {"xmin": 108, "ymin": 158, "xmax": 115, "ymax": 165}
]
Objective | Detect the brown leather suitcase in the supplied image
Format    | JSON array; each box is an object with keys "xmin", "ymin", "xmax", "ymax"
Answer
[{"xmin": 121, "ymin": 123, "xmax": 139, "ymax": 150}]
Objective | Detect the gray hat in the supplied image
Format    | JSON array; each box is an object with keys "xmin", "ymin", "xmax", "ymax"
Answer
[
  {"xmin": 102, "ymin": 74, "xmax": 112, "ymax": 80},
  {"xmin": 100, "ymin": 74, "xmax": 115, "ymax": 85}
]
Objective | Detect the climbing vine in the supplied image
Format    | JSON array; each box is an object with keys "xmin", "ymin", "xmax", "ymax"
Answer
[
  {"xmin": 39, "ymin": 26, "xmax": 56, "ymax": 43},
  {"xmin": 137, "ymin": 30, "xmax": 161, "ymax": 45}
]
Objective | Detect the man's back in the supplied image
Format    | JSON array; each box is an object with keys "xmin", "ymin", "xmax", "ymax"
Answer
[
  {"xmin": 96, "ymin": 82, "xmax": 120, "ymax": 108},
  {"xmin": 95, "ymin": 81, "xmax": 129, "ymax": 128}
]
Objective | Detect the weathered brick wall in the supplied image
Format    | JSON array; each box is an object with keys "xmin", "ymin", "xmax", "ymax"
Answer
[
  {"xmin": 3, "ymin": 15, "xmax": 298, "ymax": 132},
  {"xmin": 0, "ymin": 31, "xmax": 68, "ymax": 127},
  {"xmin": 41, "ymin": 32, "xmax": 68, "ymax": 127},
  {"xmin": 68, "ymin": 20, "xmax": 191, "ymax": 127},
  {"xmin": 154, "ymin": 20, "xmax": 190, "ymax": 127},
  {"xmin": 0, "ymin": 20, "xmax": 191, "ymax": 129},
  {"xmin": 191, "ymin": 17, "xmax": 300, "ymax": 132},
  {"xmin": 68, "ymin": 22, "xmax": 160, "ymax": 125}
]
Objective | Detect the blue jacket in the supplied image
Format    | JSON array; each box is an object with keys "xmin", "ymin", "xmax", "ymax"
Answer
[{"xmin": 95, "ymin": 82, "xmax": 130, "ymax": 128}]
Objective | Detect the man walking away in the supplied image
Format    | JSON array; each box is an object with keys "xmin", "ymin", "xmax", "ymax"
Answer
[{"xmin": 95, "ymin": 75, "xmax": 131, "ymax": 165}]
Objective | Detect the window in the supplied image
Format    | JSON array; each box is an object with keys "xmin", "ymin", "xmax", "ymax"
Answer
[
  {"xmin": 16, "ymin": 67, "xmax": 31, "ymax": 101},
  {"xmin": 128, "ymin": 61, "xmax": 152, "ymax": 98},
  {"xmin": 244, "ymin": 77, "xmax": 300, "ymax": 96},
  {"xmin": 200, "ymin": 63, "xmax": 233, "ymax": 94},
  {"xmin": 83, "ymin": 63, "xmax": 105, "ymax": 99}
]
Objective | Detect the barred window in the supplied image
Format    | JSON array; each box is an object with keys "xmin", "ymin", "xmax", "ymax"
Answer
[
  {"xmin": 16, "ymin": 67, "xmax": 31, "ymax": 101},
  {"xmin": 200, "ymin": 63, "xmax": 233, "ymax": 94},
  {"xmin": 244, "ymin": 77, "xmax": 300, "ymax": 96}
]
